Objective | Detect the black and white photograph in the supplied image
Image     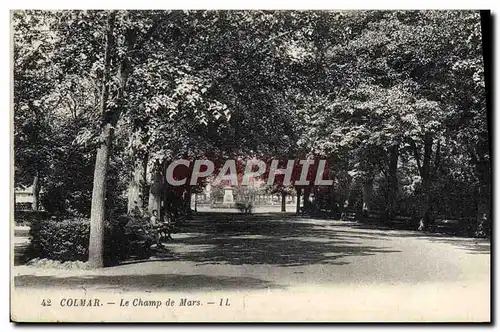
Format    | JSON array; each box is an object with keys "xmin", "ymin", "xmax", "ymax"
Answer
[{"xmin": 10, "ymin": 9, "xmax": 491, "ymax": 322}]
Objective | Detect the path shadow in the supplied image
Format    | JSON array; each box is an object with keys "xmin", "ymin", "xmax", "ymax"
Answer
[
  {"xmin": 346, "ymin": 220, "xmax": 483, "ymax": 239},
  {"xmin": 14, "ymin": 273, "xmax": 281, "ymax": 291},
  {"xmin": 165, "ymin": 214, "xmax": 400, "ymax": 266},
  {"xmin": 193, "ymin": 212, "xmax": 300, "ymax": 223},
  {"xmin": 320, "ymin": 222, "xmax": 491, "ymax": 255},
  {"xmin": 422, "ymin": 237, "xmax": 491, "ymax": 254}
]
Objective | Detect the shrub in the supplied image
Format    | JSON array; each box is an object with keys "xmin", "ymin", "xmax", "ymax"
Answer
[
  {"xmin": 28, "ymin": 216, "xmax": 132, "ymax": 265},
  {"xmin": 29, "ymin": 218, "xmax": 90, "ymax": 262}
]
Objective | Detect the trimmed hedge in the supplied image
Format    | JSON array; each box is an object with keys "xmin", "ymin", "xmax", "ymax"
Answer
[{"xmin": 28, "ymin": 217, "xmax": 131, "ymax": 265}]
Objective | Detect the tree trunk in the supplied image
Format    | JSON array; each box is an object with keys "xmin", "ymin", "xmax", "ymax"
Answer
[
  {"xmin": 281, "ymin": 191, "xmax": 286, "ymax": 212},
  {"xmin": 148, "ymin": 163, "xmax": 163, "ymax": 217},
  {"xmin": 362, "ymin": 178, "xmax": 373, "ymax": 212},
  {"xmin": 140, "ymin": 155, "xmax": 149, "ymax": 207},
  {"xmin": 385, "ymin": 144, "xmax": 399, "ymax": 219},
  {"xmin": 418, "ymin": 133, "xmax": 433, "ymax": 230},
  {"xmin": 295, "ymin": 187, "xmax": 302, "ymax": 214},
  {"xmin": 184, "ymin": 185, "xmax": 193, "ymax": 218},
  {"xmin": 474, "ymin": 161, "xmax": 491, "ymax": 237},
  {"xmin": 31, "ymin": 173, "xmax": 40, "ymax": 211},
  {"xmin": 88, "ymin": 128, "xmax": 114, "ymax": 268},
  {"xmin": 476, "ymin": 184, "xmax": 491, "ymax": 237},
  {"xmin": 194, "ymin": 193, "xmax": 198, "ymax": 213},
  {"xmin": 88, "ymin": 12, "xmax": 116, "ymax": 269},
  {"xmin": 303, "ymin": 186, "xmax": 311, "ymax": 211},
  {"xmin": 127, "ymin": 157, "xmax": 147, "ymax": 213}
]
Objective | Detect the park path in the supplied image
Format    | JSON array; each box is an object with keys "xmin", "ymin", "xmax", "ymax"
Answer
[
  {"xmin": 14, "ymin": 213, "xmax": 490, "ymax": 289},
  {"xmin": 12, "ymin": 213, "xmax": 490, "ymax": 321}
]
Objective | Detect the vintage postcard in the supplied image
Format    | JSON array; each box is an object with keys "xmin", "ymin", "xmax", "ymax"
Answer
[{"xmin": 11, "ymin": 9, "xmax": 491, "ymax": 322}]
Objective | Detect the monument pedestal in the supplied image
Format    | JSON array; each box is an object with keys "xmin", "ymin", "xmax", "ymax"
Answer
[{"xmin": 223, "ymin": 186, "xmax": 234, "ymax": 207}]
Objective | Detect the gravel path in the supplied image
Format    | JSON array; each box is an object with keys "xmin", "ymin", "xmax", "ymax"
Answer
[{"xmin": 12, "ymin": 214, "xmax": 490, "ymax": 321}]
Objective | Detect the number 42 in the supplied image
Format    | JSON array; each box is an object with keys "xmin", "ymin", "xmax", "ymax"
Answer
[{"xmin": 41, "ymin": 299, "xmax": 52, "ymax": 307}]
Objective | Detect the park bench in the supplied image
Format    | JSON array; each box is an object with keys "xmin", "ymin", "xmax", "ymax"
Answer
[
  {"xmin": 340, "ymin": 209, "xmax": 356, "ymax": 221},
  {"xmin": 122, "ymin": 222, "xmax": 160, "ymax": 258},
  {"xmin": 391, "ymin": 215, "xmax": 416, "ymax": 227},
  {"xmin": 364, "ymin": 210, "xmax": 384, "ymax": 222},
  {"xmin": 392, "ymin": 215, "xmax": 413, "ymax": 223},
  {"xmin": 152, "ymin": 221, "xmax": 175, "ymax": 241},
  {"xmin": 431, "ymin": 217, "xmax": 474, "ymax": 235},
  {"xmin": 382, "ymin": 215, "xmax": 418, "ymax": 230},
  {"xmin": 123, "ymin": 212, "xmax": 186, "ymax": 258}
]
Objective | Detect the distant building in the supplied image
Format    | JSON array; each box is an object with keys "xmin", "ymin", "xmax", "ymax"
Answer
[{"xmin": 14, "ymin": 186, "xmax": 34, "ymax": 210}]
